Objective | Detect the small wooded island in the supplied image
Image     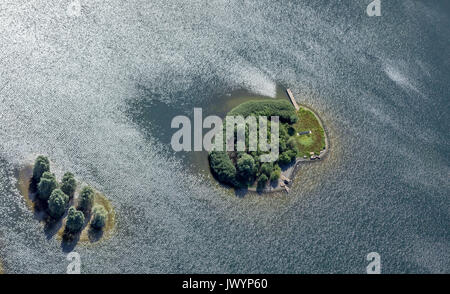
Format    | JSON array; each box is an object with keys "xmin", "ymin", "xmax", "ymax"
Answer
[
  {"xmin": 209, "ymin": 92, "xmax": 328, "ymax": 193},
  {"xmin": 16, "ymin": 156, "xmax": 115, "ymax": 249}
]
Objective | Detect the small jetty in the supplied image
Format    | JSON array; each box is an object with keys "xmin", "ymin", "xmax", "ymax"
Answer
[
  {"xmin": 280, "ymin": 175, "xmax": 291, "ymax": 193},
  {"xmin": 280, "ymin": 175, "xmax": 291, "ymax": 183},
  {"xmin": 286, "ymin": 89, "xmax": 300, "ymax": 111},
  {"xmin": 236, "ymin": 92, "xmax": 329, "ymax": 195}
]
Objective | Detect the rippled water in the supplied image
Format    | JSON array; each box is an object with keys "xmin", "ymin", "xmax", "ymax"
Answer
[{"xmin": 0, "ymin": 0, "xmax": 449, "ymax": 273}]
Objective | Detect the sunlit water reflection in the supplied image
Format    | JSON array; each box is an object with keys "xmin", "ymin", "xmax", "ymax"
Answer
[{"xmin": 0, "ymin": 0, "xmax": 449, "ymax": 273}]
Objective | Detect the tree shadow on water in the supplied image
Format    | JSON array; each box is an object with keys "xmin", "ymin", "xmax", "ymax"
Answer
[
  {"xmin": 43, "ymin": 218, "xmax": 64, "ymax": 240},
  {"xmin": 279, "ymin": 160, "xmax": 296, "ymax": 172},
  {"xmin": 234, "ymin": 187, "xmax": 249, "ymax": 198},
  {"xmin": 88, "ymin": 227, "xmax": 104, "ymax": 243},
  {"xmin": 270, "ymin": 180, "xmax": 278, "ymax": 188},
  {"xmin": 27, "ymin": 179, "xmax": 64, "ymax": 240},
  {"xmin": 61, "ymin": 230, "xmax": 81, "ymax": 253},
  {"xmin": 29, "ymin": 177, "xmax": 38, "ymax": 194},
  {"xmin": 61, "ymin": 210, "xmax": 98, "ymax": 252}
]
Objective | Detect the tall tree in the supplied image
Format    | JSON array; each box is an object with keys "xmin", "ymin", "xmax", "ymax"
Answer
[
  {"xmin": 33, "ymin": 155, "xmax": 50, "ymax": 181},
  {"xmin": 61, "ymin": 172, "xmax": 76, "ymax": 198},
  {"xmin": 236, "ymin": 153, "xmax": 256, "ymax": 183},
  {"xmin": 66, "ymin": 207, "xmax": 85, "ymax": 233},
  {"xmin": 37, "ymin": 172, "xmax": 58, "ymax": 201},
  {"xmin": 48, "ymin": 189, "xmax": 69, "ymax": 218},
  {"xmin": 78, "ymin": 186, "xmax": 95, "ymax": 212}
]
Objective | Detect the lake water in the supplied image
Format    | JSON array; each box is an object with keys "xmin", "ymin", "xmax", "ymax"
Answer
[{"xmin": 0, "ymin": 0, "xmax": 448, "ymax": 273}]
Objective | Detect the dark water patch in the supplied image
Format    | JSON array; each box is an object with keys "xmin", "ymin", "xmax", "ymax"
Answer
[{"xmin": 125, "ymin": 84, "xmax": 289, "ymax": 175}]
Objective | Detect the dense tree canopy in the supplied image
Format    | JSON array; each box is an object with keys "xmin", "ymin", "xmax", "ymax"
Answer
[
  {"xmin": 236, "ymin": 153, "xmax": 256, "ymax": 183},
  {"xmin": 37, "ymin": 172, "xmax": 58, "ymax": 200},
  {"xmin": 257, "ymin": 174, "xmax": 268, "ymax": 190},
  {"xmin": 207, "ymin": 99, "xmax": 325, "ymax": 190},
  {"xmin": 209, "ymin": 151, "xmax": 236, "ymax": 186},
  {"xmin": 270, "ymin": 165, "xmax": 281, "ymax": 182},
  {"xmin": 91, "ymin": 205, "xmax": 108, "ymax": 229},
  {"xmin": 208, "ymin": 99, "xmax": 300, "ymax": 188},
  {"xmin": 33, "ymin": 155, "xmax": 50, "ymax": 181},
  {"xmin": 278, "ymin": 152, "xmax": 291, "ymax": 165},
  {"xmin": 61, "ymin": 172, "xmax": 76, "ymax": 198},
  {"xmin": 260, "ymin": 162, "xmax": 273, "ymax": 177},
  {"xmin": 48, "ymin": 189, "xmax": 69, "ymax": 218},
  {"xmin": 28, "ymin": 156, "xmax": 114, "ymax": 241},
  {"xmin": 78, "ymin": 186, "xmax": 95, "ymax": 212},
  {"xmin": 66, "ymin": 207, "xmax": 85, "ymax": 233}
]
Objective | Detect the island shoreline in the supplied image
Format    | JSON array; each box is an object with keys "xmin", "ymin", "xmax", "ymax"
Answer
[
  {"xmin": 245, "ymin": 102, "xmax": 329, "ymax": 194},
  {"xmin": 14, "ymin": 162, "xmax": 116, "ymax": 250}
]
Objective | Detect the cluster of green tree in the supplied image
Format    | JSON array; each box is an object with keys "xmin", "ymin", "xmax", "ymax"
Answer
[
  {"xmin": 209, "ymin": 100, "xmax": 301, "ymax": 190},
  {"xmin": 278, "ymin": 123, "xmax": 300, "ymax": 165},
  {"xmin": 209, "ymin": 151, "xmax": 236, "ymax": 186},
  {"xmin": 32, "ymin": 156, "xmax": 107, "ymax": 233},
  {"xmin": 210, "ymin": 151, "xmax": 286, "ymax": 190},
  {"xmin": 66, "ymin": 207, "xmax": 85, "ymax": 233}
]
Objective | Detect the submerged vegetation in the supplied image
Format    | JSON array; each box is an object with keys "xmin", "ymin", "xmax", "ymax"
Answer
[
  {"xmin": 48, "ymin": 189, "xmax": 69, "ymax": 218},
  {"xmin": 227, "ymin": 99, "xmax": 298, "ymax": 124},
  {"xmin": 208, "ymin": 98, "xmax": 326, "ymax": 191}
]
